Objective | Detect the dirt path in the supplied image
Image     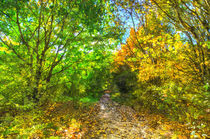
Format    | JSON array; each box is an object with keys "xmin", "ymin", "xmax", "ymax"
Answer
[
  {"xmin": 96, "ymin": 101, "xmax": 146, "ymax": 139},
  {"xmin": 42, "ymin": 97, "xmax": 192, "ymax": 138},
  {"xmin": 81, "ymin": 96, "xmax": 158, "ymax": 139}
]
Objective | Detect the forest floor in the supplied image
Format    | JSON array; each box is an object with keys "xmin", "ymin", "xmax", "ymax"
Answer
[
  {"xmin": 3, "ymin": 95, "xmax": 205, "ymax": 138},
  {"xmin": 78, "ymin": 99, "xmax": 191, "ymax": 139},
  {"xmin": 37, "ymin": 97, "xmax": 195, "ymax": 139}
]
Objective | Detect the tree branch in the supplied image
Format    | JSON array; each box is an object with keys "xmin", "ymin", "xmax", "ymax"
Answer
[{"xmin": 0, "ymin": 37, "xmax": 26, "ymax": 63}]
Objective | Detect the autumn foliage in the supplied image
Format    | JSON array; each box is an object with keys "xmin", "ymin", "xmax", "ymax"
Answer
[
  {"xmin": 0, "ymin": 0, "xmax": 209, "ymax": 138},
  {"xmin": 112, "ymin": 0, "xmax": 209, "ymax": 137}
]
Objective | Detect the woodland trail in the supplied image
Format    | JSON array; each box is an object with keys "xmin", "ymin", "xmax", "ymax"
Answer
[
  {"xmin": 44, "ymin": 94, "xmax": 192, "ymax": 139},
  {"xmin": 91, "ymin": 101, "xmax": 146, "ymax": 139},
  {"xmin": 80, "ymin": 94, "xmax": 175, "ymax": 139}
]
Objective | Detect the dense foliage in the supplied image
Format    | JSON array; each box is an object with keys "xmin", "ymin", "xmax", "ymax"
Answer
[
  {"xmin": 0, "ymin": 0, "xmax": 123, "ymax": 137},
  {"xmin": 112, "ymin": 0, "xmax": 209, "ymax": 137},
  {"xmin": 0, "ymin": 0, "xmax": 122, "ymax": 105},
  {"xmin": 0, "ymin": 0, "xmax": 209, "ymax": 138}
]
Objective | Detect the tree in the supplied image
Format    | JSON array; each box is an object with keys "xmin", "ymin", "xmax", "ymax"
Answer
[
  {"xmin": 0, "ymin": 0, "xmax": 123, "ymax": 103},
  {"xmin": 112, "ymin": 0, "xmax": 209, "ymax": 84},
  {"xmin": 151, "ymin": 0, "xmax": 209, "ymax": 83},
  {"xmin": 112, "ymin": 0, "xmax": 209, "ymax": 131}
]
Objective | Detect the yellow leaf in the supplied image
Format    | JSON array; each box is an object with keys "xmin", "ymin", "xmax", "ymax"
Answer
[{"xmin": 172, "ymin": 134, "xmax": 177, "ymax": 139}]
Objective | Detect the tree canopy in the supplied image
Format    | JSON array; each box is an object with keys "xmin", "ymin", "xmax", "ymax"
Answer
[
  {"xmin": 0, "ymin": 0, "xmax": 209, "ymax": 138},
  {"xmin": 0, "ymin": 0, "xmax": 123, "ymax": 104}
]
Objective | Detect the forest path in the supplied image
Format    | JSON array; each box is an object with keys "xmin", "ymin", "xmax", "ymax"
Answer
[
  {"xmin": 43, "ymin": 95, "xmax": 191, "ymax": 138},
  {"xmin": 93, "ymin": 101, "xmax": 145, "ymax": 139},
  {"xmin": 81, "ymin": 94, "xmax": 174, "ymax": 139}
]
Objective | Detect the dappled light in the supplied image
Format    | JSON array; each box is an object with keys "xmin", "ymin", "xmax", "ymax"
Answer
[{"xmin": 0, "ymin": 0, "xmax": 209, "ymax": 138}]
